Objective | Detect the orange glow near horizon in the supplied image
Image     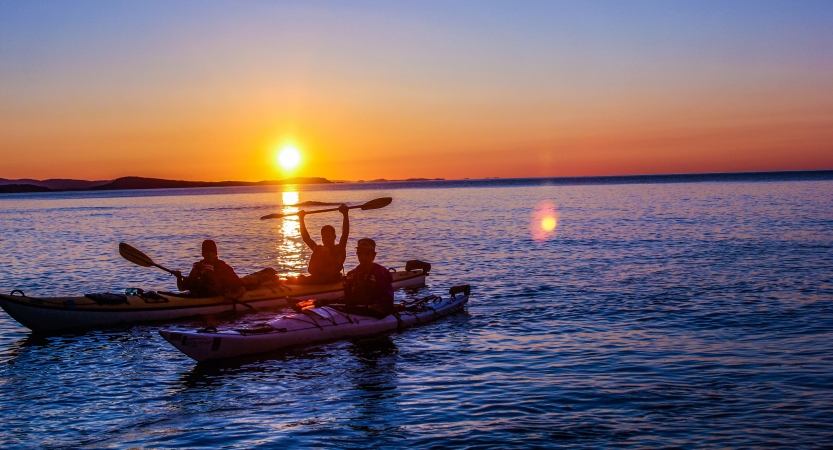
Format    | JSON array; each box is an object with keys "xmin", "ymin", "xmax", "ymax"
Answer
[{"xmin": 2, "ymin": 94, "xmax": 831, "ymax": 182}]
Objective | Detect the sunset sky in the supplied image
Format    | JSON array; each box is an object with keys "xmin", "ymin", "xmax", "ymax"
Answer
[{"xmin": 1, "ymin": 1, "xmax": 832, "ymax": 182}]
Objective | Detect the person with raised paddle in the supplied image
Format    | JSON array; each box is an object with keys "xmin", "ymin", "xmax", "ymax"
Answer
[
  {"xmin": 294, "ymin": 204, "xmax": 350, "ymax": 285},
  {"xmin": 172, "ymin": 239, "xmax": 245, "ymax": 298}
]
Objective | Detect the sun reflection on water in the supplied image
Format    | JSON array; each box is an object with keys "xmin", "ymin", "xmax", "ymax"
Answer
[
  {"xmin": 273, "ymin": 191, "xmax": 305, "ymax": 276},
  {"xmin": 282, "ymin": 217, "xmax": 299, "ymax": 238},
  {"xmin": 282, "ymin": 191, "xmax": 299, "ymax": 206}
]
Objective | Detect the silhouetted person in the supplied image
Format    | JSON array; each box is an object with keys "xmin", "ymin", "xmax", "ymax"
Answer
[
  {"xmin": 343, "ymin": 238, "xmax": 394, "ymax": 318},
  {"xmin": 297, "ymin": 204, "xmax": 349, "ymax": 284},
  {"xmin": 173, "ymin": 239, "xmax": 244, "ymax": 297}
]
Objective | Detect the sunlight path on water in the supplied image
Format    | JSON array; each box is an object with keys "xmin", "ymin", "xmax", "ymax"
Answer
[{"xmin": 0, "ymin": 180, "xmax": 832, "ymax": 447}]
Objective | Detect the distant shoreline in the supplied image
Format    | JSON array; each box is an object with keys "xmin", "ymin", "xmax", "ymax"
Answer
[
  {"xmin": 355, "ymin": 177, "xmax": 446, "ymax": 183},
  {"xmin": 1, "ymin": 170, "xmax": 832, "ymax": 195},
  {"xmin": 0, "ymin": 176, "xmax": 331, "ymax": 194}
]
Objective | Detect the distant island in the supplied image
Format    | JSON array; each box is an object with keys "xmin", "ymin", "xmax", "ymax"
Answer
[
  {"xmin": 0, "ymin": 176, "xmax": 331, "ymax": 194},
  {"xmin": 0, "ymin": 184, "xmax": 55, "ymax": 194}
]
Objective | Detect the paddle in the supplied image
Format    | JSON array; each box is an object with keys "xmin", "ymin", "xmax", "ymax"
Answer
[
  {"xmin": 260, "ymin": 197, "xmax": 392, "ymax": 220},
  {"xmin": 119, "ymin": 242, "xmax": 175, "ymax": 275}
]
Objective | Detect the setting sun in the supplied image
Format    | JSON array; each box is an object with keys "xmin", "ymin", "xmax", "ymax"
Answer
[{"xmin": 277, "ymin": 146, "xmax": 301, "ymax": 171}]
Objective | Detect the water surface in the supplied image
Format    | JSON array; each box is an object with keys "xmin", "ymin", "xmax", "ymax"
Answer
[{"xmin": 1, "ymin": 179, "xmax": 832, "ymax": 448}]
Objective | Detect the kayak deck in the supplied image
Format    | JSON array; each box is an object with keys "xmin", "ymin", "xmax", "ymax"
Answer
[
  {"xmin": 160, "ymin": 286, "xmax": 470, "ymax": 362},
  {"xmin": 0, "ymin": 269, "xmax": 426, "ymax": 332}
]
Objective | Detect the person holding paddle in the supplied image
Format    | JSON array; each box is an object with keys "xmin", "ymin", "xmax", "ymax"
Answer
[
  {"xmin": 295, "ymin": 204, "xmax": 349, "ymax": 285},
  {"xmin": 172, "ymin": 239, "xmax": 244, "ymax": 297}
]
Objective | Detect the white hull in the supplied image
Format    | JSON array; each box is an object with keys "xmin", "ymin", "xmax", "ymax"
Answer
[
  {"xmin": 0, "ymin": 273, "xmax": 426, "ymax": 332},
  {"xmin": 160, "ymin": 291, "xmax": 469, "ymax": 362}
]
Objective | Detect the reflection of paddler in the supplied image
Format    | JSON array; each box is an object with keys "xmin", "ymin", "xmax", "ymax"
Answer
[
  {"xmin": 296, "ymin": 204, "xmax": 349, "ymax": 284},
  {"xmin": 172, "ymin": 239, "xmax": 245, "ymax": 298}
]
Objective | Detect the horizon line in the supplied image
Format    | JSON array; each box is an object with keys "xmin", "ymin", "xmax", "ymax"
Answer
[{"xmin": 3, "ymin": 168, "xmax": 833, "ymax": 185}]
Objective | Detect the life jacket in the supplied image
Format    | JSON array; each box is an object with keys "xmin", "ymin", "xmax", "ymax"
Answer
[
  {"xmin": 188, "ymin": 261, "xmax": 223, "ymax": 296},
  {"xmin": 344, "ymin": 263, "xmax": 393, "ymax": 307},
  {"xmin": 185, "ymin": 259, "xmax": 243, "ymax": 297},
  {"xmin": 308, "ymin": 244, "xmax": 345, "ymax": 281}
]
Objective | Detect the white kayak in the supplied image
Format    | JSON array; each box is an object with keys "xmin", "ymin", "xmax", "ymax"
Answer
[
  {"xmin": 160, "ymin": 285, "xmax": 471, "ymax": 362},
  {"xmin": 0, "ymin": 268, "xmax": 427, "ymax": 332}
]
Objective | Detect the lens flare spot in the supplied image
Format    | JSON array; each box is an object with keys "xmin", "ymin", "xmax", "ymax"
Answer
[
  {"xmin": 277, "ymin": 146, "xmax": 301, "ymax": 170},
  {"xmin": 531, "ymin": 201, "xmax": 559, "ymax": 242}
]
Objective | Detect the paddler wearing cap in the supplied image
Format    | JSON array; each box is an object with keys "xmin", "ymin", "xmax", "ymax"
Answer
[
  {"xmin": 172, "ymin": 239, "xmax": 244, "ymax": 297},
  {"xmin": 342, "ymin": 238, "xmax": 394, "ymax": 318}
]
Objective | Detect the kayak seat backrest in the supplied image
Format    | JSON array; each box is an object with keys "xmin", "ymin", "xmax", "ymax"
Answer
[
  {"xmin": 405, "ymin": 260, "xmax": 431, "ymax": 274},
  {"xmin": 448, "ymin": 284, "xmax": 471, "ymax": 298},
  {"xmin": 242, "ymin": 268, "xmax": 280, "ymax": 290}
]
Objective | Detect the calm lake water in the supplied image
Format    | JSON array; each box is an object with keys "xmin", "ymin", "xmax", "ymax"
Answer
[{"xmin": 1, "ymin": 177, "xmax": 832, "ymax": 448}]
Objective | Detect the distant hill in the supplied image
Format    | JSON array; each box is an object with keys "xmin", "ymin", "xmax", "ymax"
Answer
[
  {"xmin": 0, "ymin": 178, "xmax": 109, "ymax": 190},
  {"xmin": 0, "ymin": 176, "xmax": 332, "ymax": 193},
  {"xmin": 0, "ymin": 184, "xmax": 53, "ymax": 193},
  {"xmin": 90, "ymin": 176, "xmax": 331, "ymax": 190},
  {"xmin": 358, "ymin": 177, "xmax": 446, "ymax": 183}
]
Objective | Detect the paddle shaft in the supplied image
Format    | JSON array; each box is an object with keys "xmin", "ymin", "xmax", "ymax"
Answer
[
  {"xmin": 260, "ymin": 197, "xmax": 392, "ymax": 220},
  {"xmin": 152, "ymin": 263, "xmax": 176, "ymax": 275},
  {"xmin": 288, "ymin": 203, "xmax": 360, "ymax": 218}
]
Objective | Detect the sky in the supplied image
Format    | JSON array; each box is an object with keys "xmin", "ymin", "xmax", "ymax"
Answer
[{"xmin": 1, "ymin": 0, "xmax": 832, "ymax": 181}]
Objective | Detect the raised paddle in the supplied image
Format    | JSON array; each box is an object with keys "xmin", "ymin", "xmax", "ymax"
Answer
[
  {"xmin": 119, "ymin": 242, "xmax": 175, "ymax": 275},
  {"xmin": 260, "ymin": 197, "xmax": 393, "ymax": 220}
]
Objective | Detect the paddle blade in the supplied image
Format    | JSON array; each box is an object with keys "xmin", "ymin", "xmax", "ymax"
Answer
[
  {"xmin": 360, "ymin": 197, "xmax": 392, "ymax": 210},
  {"xmin": 260, "ymin": 212, "xmax": 285, "ymax": 220},
  {"xmin": 119, "ymin": 242, "xmax": 156, "ymax": 267}
]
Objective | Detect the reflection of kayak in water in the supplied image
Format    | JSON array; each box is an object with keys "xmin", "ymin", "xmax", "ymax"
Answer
[
  {"xmin": 0, "ymin": 268, "xmax": 427, "ymax": 333},
  {"xmin": 160, "ymin": 285, "xmax": 470, "ymax": 362}
]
